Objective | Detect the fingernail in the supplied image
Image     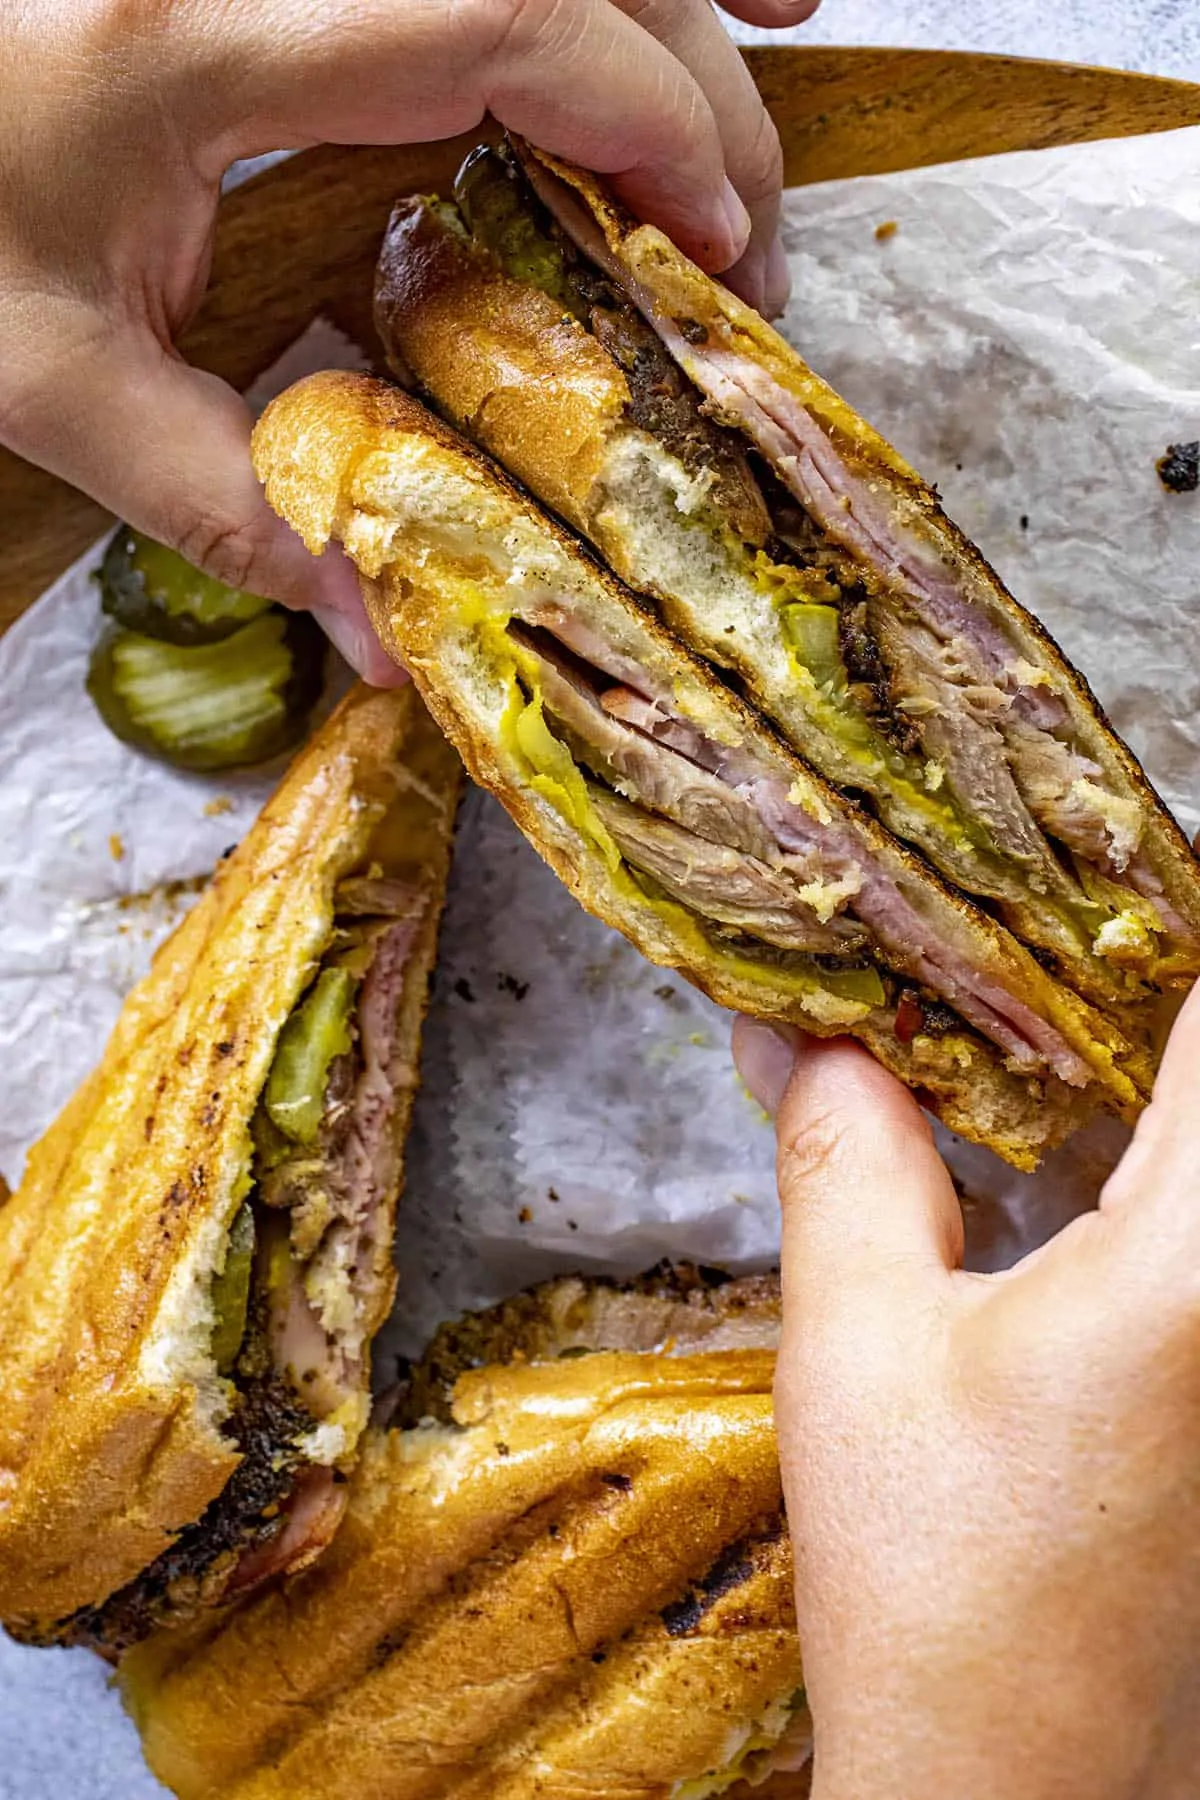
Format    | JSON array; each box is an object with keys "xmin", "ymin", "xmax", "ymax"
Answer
[
  {"xmin": 763, "ymin": 234, "xmax": 791, "ymax": 319},
  {"xmin": 308, "ymin": 599, "xmax": 407, "ymax": 688},
  {"xmin": 733, "ymin": 1017, "xmax": 803, "ymax": 1119},
  {"xmin": 718, "ymin": 179, "xmax": 753, "ymax": 264}
]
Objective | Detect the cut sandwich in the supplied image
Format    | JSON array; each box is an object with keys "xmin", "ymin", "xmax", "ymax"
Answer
[
  {"xmin": 0, "ymin": 684, "xmax": 461, "ymax": 1651},
  {"xmin": 255, "ymin": 372, "xmax": 1151, "ymax": 1169},
  {"xmin": 122, "ymin": 1265, "xmax": 810, "ymax": 1800},
  {"xmin": 373, "ymin": 140, "xmax": 1200, "ymax": 1024}
]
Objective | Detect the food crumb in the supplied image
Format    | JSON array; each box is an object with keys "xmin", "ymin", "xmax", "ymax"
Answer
[
  {"xmin": 688, "ymin": 1031, "xmax": 709, "ymax": 1048},
  {"xmin": 567, "ymin": 1219, "xmax": 578, "ymax": 1231},
  {"xmin": 517, "ymin": 1206, "xmax": 532, "ymax": 1224},
  {"xmin": 1157, "ymin": 441, "xmax": 1199, "ymax": 494},
  {"xmin": 204, "ymin": 795, "xmax": 234, "ymax": 818},
  {"xmin": 453, "ymin": 977, "xmax": 476, "ymax": 1003},
  {"xmin": 108, "ymin": 833, "xmax": 125, "ymax": 861},
  {"xmin": 874, "ymin": 220, "xmax": 899, "ymax": 242},
  {"xmin": 654, "ymin": 983, "xmax": 679, "ymax": 1005},
  {"xmin": 547, "ymin": 1187, "xmax": 560, "ymax": 1204},
  {"xmin": 498, "ymin": 971, "xmax": 529, "ymax": 1001}
]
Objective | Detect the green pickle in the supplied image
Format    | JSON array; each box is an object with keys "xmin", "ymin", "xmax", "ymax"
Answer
[
  {"xmin": 264, "ymin": 967, "xmax": 358, "ymax": 1146},
  {"xmin": 87, "ymin": 609, "xmax": 325, "ymax": 773},
  {"xmin": 210, "ymin": 1203, "xmax": 256, "ymax": 1376},
  {"xmin": 453, "ymin": 145, "xmax": 587, "ymax": 319},
  {"xmin": 780, "ymin": 603, "xmax": 845, "ymax": 691},
  {"xmin": 99, "ymin": 528, "xmax": 274, "ymax": 646}
]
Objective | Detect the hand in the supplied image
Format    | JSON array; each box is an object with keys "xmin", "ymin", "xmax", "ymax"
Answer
[
  {"xmin": 0, "ymin": 0, "xmax": 817, "ymax": 679},
  {"xmin": 734, "ymin": 995, "xmax": 1200, "ymax": 1800}
]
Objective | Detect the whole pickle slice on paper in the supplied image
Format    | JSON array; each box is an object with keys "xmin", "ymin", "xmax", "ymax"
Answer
[{"xmin": 87, "ymin": 610, "xmax": 325, "ymax": 773}]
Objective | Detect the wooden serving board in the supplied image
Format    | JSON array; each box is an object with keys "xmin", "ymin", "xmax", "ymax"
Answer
[{"xmin": 2, "ymin": 44, "xmax": 1197, "ymax": 629}]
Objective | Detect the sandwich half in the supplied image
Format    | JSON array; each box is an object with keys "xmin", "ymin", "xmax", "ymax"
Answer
[
  {"xmin": 254, "ymin": 372, "xmax": 1150, "ymax": 1169},
  {"xmin": 122, "ymin": 1265, "xmax": 810, "ymax": 1800},
  {"xmin": 0, "ymin": 683, "xmax": 460, "ymax": 1651},
  {"xmin": 373, "ymin": 140, "xmax": 1200, "ymax": 1024}
]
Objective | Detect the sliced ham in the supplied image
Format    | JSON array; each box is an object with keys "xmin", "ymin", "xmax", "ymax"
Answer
[{"xmin": 517, "ymin": 619, "xmax": 1092, "ymax": 1086}]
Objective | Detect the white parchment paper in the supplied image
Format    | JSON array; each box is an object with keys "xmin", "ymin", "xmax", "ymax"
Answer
[{"xmin": 1, "ymin": 126, "xmax": 1198, "ymax": 1794}]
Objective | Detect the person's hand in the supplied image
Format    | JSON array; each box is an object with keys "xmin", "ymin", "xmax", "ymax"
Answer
[
  {"xmin": 733, "ymin": 993, "xmax": 1200, "ymax": 1800},
  {"xmin": 0, "ymin": 0, "xmax": 817, "ymax": 680}
]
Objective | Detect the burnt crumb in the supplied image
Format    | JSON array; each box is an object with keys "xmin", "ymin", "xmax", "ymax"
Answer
[
  {"xmin": 701, "ymin": 1548, "xmax": 755, "ymax": 1604},
  {"xmin": 1157, "ymin": 441, "xmax": 1199, "ymax": 494},
  {"xmin": 1020, "ymin": 514, "xmax": 1030, "ymax": 531},
  {"xmin": 678, "ymin": 317, "xmax": 709, "ymax": 344},
  {"xmin": 498, "ymin": 971, "xmax": 530, "ymax": 1001},
  {"xmin": 591, "ymin": 1649, "xmax": 608, "ymax": 1664},
  {"xmin": 661, "ymin": 1594, "xmax": 705, "ymax": 1637},
  {"xmin": 220, "ymin": 844, "xmax": 238, "ymax": 861},
  {"xmin": 567, "ymin": 1220, "xmax": 578, "ymax": 1231},
  {"xmin": 602, "ymin": 1472, "xmax": 633, "ymax": 1493},
  {"xmin": 215, "ymin": 1039, "xmax": 235, "ymax": 1058},
  {"xmin": 660, "ymin": 1530, "xmax": 778, "ymax": 1641},
  {"xmin": 453, "ymin": 977, "xmax": 476, "ymax": 1003},
  {"xmin": 654, "ymin": 983, "xmax": 679, "ymax": 1004},
  {"xmin": 548, "ymin": 1523, "xmax": 560, "ymax": 1538},
  {"xmin": 547, "ymin": 1187, "xmax": 560, "ymax": 1204},
  {"xmin": 0, "ymin": 1174, "xmax": 10, "ymax": 1210},
  {"xmin": 165, "ymin": 1180, "xmax": 189, "ymax": 1209},
  {"xmin": 495, "ymin": 1441, "xmax": 510, "ymax": 1457},
  {"xmin": 919, "ymin": 1001, "xmax": 961, "ymax": 1037}
]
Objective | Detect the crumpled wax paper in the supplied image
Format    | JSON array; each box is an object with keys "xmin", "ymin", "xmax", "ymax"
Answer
[{"xmin": 0, "ymin": 124, "xmax": 1198, "ymax": 1796}]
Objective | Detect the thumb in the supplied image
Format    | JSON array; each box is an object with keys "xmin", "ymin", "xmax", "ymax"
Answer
[
  {"xmin": 5, "ymin": 314, "xmax": 404, "ymax": 687},
  {"xmin": 733, "ymin": 1019, "xmax": 964, "ymax": 1308}
]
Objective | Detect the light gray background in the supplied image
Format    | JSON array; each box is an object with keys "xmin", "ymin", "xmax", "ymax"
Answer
[{"xmin": 2, "ymin": 5, "xmax": 1196, "ymax": 1796}]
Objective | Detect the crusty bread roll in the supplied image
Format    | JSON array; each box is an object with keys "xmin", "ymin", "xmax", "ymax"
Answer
[
  {"xmin": 372, "ymin": 140, "xmax": 1200, "ymax": 1037},
  {"xmin": 123, "ymin": 1268, "xmax": 812, "ymax": 1800},
  {"xmin": 0, "ymin": 684, "xmax": 460, "ymax": 1646},
  {"xmin": 253, "ymin": 371, "xmax": 1145, "ymax": 1168}
]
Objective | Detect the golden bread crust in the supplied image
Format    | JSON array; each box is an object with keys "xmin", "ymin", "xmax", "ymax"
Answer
[
  {"xmin": 0, "ymin": 684, "xmax": 460, "ymax": 1630},
  {"xmin": 252, "ymin": 372, "xmax": 1120, "ymax": 1168},
  {"xmin": 375, "ymin": 198, "xmax": 626, "ymax": 533},
  {"xmin": 123, "ymin": 1294, "xmax": 803, "ymax": 1800}
]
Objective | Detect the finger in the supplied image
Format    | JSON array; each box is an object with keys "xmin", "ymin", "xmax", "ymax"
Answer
[
  {"xmin": 1100, "ymin": 978, "xmax": 1200, "ymax": 1237},
  {"xmin": 5, "ymin": 309, "xmax": 403, "ymax": 686},
  {"xmin": 203, "ymin": 0, "xmax": 750, "ymax": 274},
  {"xmin": 772, "ymin": 1036, "xmax": 964, "ymax": 1314},
  {"xmin": 611, "ymin": 0, "xmax": 788, "ymax": 311},
  {"xmin": 719, "ymin": 0, "xmax": 822, "ymax": 22},
  {"xmin": 732, "ymin": 1015, "xmax": 802, "ymax": 1117}
]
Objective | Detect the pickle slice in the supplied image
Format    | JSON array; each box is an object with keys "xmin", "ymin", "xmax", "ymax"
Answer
[
  {"xmin": 264, "ymin": 967, "xmax": 358, "ymax": 1146},
  {"xmin": 780, "ymin": 603, "xmax": 846, "ymax": 692},
  {"xmin": 99, "ymin": 528, "xmax": 274, "ymax": 646},
  {"xmin": 87, "ymin": 610, "xmax": 325, "ymax": 772},
  {"xmin": 454, "ymin": 144, "xmax": 587, "ymax": 320},
  {"xmin": 210, "ymin": 1203, "xmax": 256, "ymax": 1376}
]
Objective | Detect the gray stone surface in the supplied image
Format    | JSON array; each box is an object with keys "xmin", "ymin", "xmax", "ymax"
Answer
[{"xmin": 0, "ymin": 4, "xmax": 1195, "ymax": 1795}]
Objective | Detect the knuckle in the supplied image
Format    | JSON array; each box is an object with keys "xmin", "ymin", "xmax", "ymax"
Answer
[
  {"xmin": 171, "ymin": 512, "xmax": 266, "ymax": 597},
  {"xmin": 735, "ymin": 105, "xmax": 784, "ymax": 204},
  {"xmin": 447, "ymin": 0, "xmax": 556, "ymax": 58},
  {"xmin": 776, "ymin": 1101, "xmax": 854, "ymax": 1200}
]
